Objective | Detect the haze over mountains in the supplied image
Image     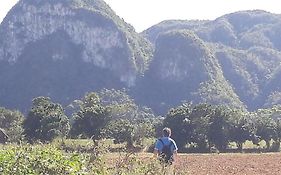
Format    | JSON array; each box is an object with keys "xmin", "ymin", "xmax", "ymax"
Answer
[{"xmin": 0, "ymin": 0, "xmax": 281, "ymax": 114}]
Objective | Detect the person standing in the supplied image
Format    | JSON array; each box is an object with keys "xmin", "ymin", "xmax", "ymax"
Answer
[{"xmin": 154, "ymin": 127, "xmax": 178, "ymax": 165}]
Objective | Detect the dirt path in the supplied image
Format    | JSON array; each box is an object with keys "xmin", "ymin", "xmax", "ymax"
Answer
[{"xmin": 175, "ymin": 153, "xmax": 281, "ymax": 175}]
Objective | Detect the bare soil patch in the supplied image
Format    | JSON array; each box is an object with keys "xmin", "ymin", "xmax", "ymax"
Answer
[{"xmin": 176, "ymin": 153, "xmax": 281, "ymax": 175}]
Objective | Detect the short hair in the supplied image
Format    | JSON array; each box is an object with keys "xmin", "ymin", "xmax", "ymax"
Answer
[{"xmin": 163, "ymin": 127, "xmax": 171, "ymax": 137}]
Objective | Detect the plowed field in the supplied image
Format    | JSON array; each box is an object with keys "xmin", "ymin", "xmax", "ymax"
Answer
[{"xmin": 175, "ymin": 153, "xmax": 281, "ymax": 175}]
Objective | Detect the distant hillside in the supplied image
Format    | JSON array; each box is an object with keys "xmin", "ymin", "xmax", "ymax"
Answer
[
  {"xmin": 143, "ymin": 10, "xmax": 281, "ymax": 112},
  {"xmin": 1, "ymin": 1, "xmax": 281, "ymax": 114},
  {"xmin": 134, "ymin": 30, "xmax": 244, "ymax": 114},
  {"xmin": 0, "ymin": 0, "xmax": 152, "ymax": 112}
]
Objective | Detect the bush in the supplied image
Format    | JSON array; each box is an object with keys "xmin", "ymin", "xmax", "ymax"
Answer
[
  {"xmin": 0, "ymin": 145, "xmax": 87, "ymax": 175},
  {"xmin": 0, "ymin": 143, "xmax": 187, "ymax": 175}
]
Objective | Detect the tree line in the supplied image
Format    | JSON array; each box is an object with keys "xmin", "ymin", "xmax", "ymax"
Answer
[{"xmin": 0, "ymin": 88, "xmax": 281, "ymax": 153}]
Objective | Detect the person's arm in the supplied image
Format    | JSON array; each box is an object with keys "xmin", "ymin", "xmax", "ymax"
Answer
[
  {"xmin": 172, "ymin": 140, "xmax": 178, "ymax": 162},
  {"xmin": 154, "ymin": 139, "xmax": 161, "ymax": 158}
]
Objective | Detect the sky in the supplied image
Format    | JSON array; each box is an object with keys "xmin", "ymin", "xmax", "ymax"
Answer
[{"xmin": 1, "ymin": 0, "xmax": 281, "ymax": 32}]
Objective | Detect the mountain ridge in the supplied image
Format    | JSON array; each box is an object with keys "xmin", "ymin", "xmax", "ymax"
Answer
[
  {"xmin": 1, "ymin": 1, "xmax": 281, "ymax": 114},
  {"xmin": 0, "ymin": 0, "xmax": 152, "ymax": 112},
  {"xmin": 142, "ymin": 9, "xmax": 281, "ymax": 112}
]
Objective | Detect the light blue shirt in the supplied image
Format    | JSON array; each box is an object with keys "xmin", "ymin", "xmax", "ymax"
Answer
[{"xmin": 155, "ymin": 137, "xmax": 178, "ymax": 152}]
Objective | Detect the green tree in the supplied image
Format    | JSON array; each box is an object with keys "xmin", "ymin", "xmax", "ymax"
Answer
[
  {"xmin": 71, "ymin": 92, "xmax": 110, "ymax": 142},
  {"xmin": 106, "ymin": 119, "xmax": 134, "ymax": 148},
  {"xmin": 253, "ymin": 109, "xmax": 276, "ymax": 150},
  {"xmin": 98, "ymin": 89, "xmax": 157, "ymax": 147},
  {"xmin": 0, "ymin": 107, "xmax": 24, "ymax": 142},
  {"xmin": 227, "ymin": 110, "xmax": 254, "ymax": 151},
  {"xmin": 207, "ymin": 106, "xmax": 230, "ymax": 151},
  {"xmin": 98, "ymin": 88, "xmax": 138, "ymax": 120},
  {"xmin": 133, "ymin": 119, "xmax": 156, "ymax": 145},
  {"xmin": 189, "ymin": 104, "xmax": 214, "ymax": 151},
  {"xmin": 23, "ymin": 96, "xmax": 70, "ymax": 142},
  {"xmin": 271, "ymin": 105, "xmax": 281, "ymax": 150},
  {"xmin": 163, "ymin": 103, "xmax": 193, "ymax": 151},
  {"xmin": 253, "ymin": 106, "xmax": 281, "ymax": 151}
]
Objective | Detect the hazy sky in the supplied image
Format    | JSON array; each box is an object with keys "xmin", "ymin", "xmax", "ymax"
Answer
[{"xmin": 1, "ymin": 0, "xmax": 281, "ymax": 32}]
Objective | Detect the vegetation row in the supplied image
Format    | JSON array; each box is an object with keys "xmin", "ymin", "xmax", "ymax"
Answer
[{"xmin": 1, "ymin": 88, "xmax": 281, "ymax": 153}]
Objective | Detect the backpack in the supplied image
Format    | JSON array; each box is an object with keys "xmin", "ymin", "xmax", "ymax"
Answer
[{"xmin": 158, "ymin": 139, "xmax": 174, "ymax": 164}]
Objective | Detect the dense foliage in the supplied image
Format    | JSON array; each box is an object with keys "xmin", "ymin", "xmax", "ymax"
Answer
[
  {"xmin": 70, "ymin": 92, "xmax": 110, "ymax": 141},
  {"xmin": 97, "ymin": 89, "xmax": 157, "ymax": 147},
  {"xmin": 0, "ymin": 145, "xmax": 87, "ymax": 175},
  {"xmin": 163, "ymin": 103, "xmax": 281, "ymax": 152},
  {"xmin": 0, "ymin": 88, "xmax": 280, "ymax": 153},
  {"xmin": 0, "ymin": 144, "xmax": 186, "ymax": 175},
  {"xmin": 23, "ymin": 97, "xmax": 70, "ymax": 142},
  {"xmin": 1, "ymin": 89, "xmax": 281, "ymax": 174},
  {"xmin": 0, "ymin": 107, "xmax": 24, "ymax": 142}
]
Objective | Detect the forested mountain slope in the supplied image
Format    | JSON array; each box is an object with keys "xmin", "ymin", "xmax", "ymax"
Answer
[
  {"xmin": 1, "ymin": 1, "xmax": 280, "ymax": 114},
  {"xmin": 143, "ymin": 10, "xmax": 281, "ymax": 112},
  {"xmin": 0, "ymin": 0, "xmax": 152, "ymax": 112},
  {"xmin": 134, "ymin": 30, "xmax": 244, "ymax": 114}
]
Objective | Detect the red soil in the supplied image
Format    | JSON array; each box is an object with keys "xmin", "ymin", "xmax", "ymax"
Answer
[{"xmin": 175, "ymin": 153, "xmax": 281, "ymax": 175}]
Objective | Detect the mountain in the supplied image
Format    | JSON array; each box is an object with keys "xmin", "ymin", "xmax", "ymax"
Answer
[
  {"xmin": 134, "ymin": 30, "xmax": 244, "ymax": 114},
  {"xmin": 143, "ymin": 10, "xmax": 281, "ymax": 112},
  {"xmin": 0, "ymin": 0, "xmax": 152, "ymax": 112},
  {"xmin": 1, "ymin": 1, "xmax": 281, "ymax": 115}
]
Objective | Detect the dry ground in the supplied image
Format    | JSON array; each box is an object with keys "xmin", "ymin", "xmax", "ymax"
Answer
[{"xmin": 175, "ymin": 153, "xmax": 281, "ymax": 175}]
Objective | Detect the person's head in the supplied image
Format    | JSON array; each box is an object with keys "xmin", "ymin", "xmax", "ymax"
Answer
[{"xmin": 162, "ymin": 127, "xmax": 171, "ymax": 137}]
